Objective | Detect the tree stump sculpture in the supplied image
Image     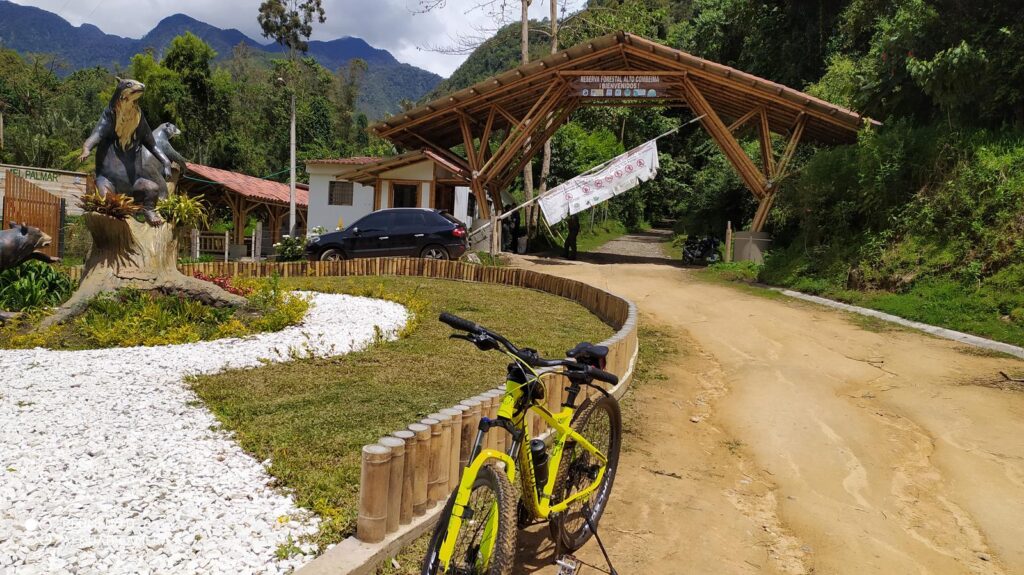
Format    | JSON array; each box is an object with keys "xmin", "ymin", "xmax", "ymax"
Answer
[
  {"xmin": 40, "ymin": 214, "xmax": 245, "ymax": 328},
  {"xmin": 38, "ymin": 77, "xmax": 245, "ymax": 327}
]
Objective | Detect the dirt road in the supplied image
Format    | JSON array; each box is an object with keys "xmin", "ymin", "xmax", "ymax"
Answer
[{"xmin": 513, "ymin": 235, "xmax": 1024, "ymax": 575}]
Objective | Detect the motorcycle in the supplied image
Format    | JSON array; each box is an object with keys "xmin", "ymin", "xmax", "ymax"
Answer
[{"xmin": 681, "ymin": 236, "xmax": 721, "ymax": 266}]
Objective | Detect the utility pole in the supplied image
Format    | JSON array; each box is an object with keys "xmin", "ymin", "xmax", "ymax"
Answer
[{"xmin": 289, "ymin": 80, "xmax": 297, "ymax": 235}]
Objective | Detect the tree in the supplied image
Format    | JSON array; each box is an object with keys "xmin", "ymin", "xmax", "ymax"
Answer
[{"xmin": 258, "ymin": 0, "xmax": 327, "ymax": 235}]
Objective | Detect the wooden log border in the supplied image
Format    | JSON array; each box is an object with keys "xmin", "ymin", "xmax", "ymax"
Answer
[{"xmin": 64, "ymin": 258, "xmax": 637, "ymax": 574}]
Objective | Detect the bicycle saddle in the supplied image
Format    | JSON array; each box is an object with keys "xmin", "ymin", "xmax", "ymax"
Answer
[{"xmin": 567, "ymin": 342, "xmax": 608, "ymax": 361}]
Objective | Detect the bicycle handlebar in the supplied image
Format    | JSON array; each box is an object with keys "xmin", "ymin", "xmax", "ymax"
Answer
[
  {"xmin": 439, "ymin": 312, "xmax": 482, "ymax": 334},
  {"xmin": 439, "ymin": 312, "xmax": 619, "ymax": 386}
]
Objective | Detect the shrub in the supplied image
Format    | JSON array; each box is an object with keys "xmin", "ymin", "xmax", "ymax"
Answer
[
  {"xmin": 0, "ymin": 277, "xmax": 310, "ymax": 350},
  {"xmin": 274, "ymin": 235, "xmax": 307, "ymax": 262},
  {"xmin": 0, "ymin": 260, "xmax": 76, "ymax": 311},
  {"xmin": 158, "ymin": 194, "xmax": 209, "ymax": 229}
]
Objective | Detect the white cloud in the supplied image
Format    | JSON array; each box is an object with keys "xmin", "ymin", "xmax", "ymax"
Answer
[{"xmin": 11, "ymin": 0, "xmax": 570, "ymax": 77}]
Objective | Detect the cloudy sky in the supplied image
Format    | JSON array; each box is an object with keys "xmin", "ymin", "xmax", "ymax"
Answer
[{"xmin": 14, "ymin": 0, "xmax": 573, "ymax": 77}]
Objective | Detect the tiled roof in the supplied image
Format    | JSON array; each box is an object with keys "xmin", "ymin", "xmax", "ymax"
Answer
[
  {"xmin": 185, "ymin": 163, "xmax": 308, "ymax": 207},
  {"xmin": 304, "ymin": 156, "xmax": 383, "ymax": 165}
]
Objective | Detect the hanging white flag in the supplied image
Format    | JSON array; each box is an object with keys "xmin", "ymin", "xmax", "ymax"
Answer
[{"xmin": 539, "ymin": 139, "xmax": 660, "ymax": 225}]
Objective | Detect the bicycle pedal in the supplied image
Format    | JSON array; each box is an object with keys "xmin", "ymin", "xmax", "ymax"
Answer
[{"xmin": 555, "ymin": 554, "xmax": 580, "ymax": 575}]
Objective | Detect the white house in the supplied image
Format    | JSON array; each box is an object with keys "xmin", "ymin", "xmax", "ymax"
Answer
[{"xmin": 305, "ymin": 150, "xmax": 481, "ymax": 234}]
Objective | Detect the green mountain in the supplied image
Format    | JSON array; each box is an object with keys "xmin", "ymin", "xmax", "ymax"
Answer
[{"xmin": 0, "ymin": 0, "xmax": 441, "ymax": 119}]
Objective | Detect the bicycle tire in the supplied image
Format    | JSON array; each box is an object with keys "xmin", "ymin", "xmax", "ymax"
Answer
[
  {"xmin": 421, "ymin": 464, "xmax": 518, "ymax": 575},
  {"xmin": 549, "ymin": 394, "xmax": 622, "ymax": 551}
]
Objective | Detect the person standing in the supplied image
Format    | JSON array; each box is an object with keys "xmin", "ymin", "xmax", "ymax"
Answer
[{"xmin": 564, "ymin": 213, "xmax": 580, "ymax": 260}]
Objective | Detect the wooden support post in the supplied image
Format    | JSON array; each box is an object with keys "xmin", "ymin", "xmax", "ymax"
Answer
[
  {"xmin": 254, "ymin": 220, "xmax": 263, "ymax": 261},
  {"xmin": 441, "ymin": 407, "xmax": 463, "ymax": 491},
  {"xmin": 725, "ymin": 221, "xmax": 734, "ymax": 262},
  {"xmin": 356, "ymin": 444, "xmax": 391, "ymax": 543},
  {"xmin": 190, "ymin": 228, "xmax": 199, "ymax": 260},
  {"xmin": 377, "ymin": 436, "xmax": 405, "ymax": 534},
  {"xmin": 223, "ymin": 230, "xmax": 229, "ymax": 262},
  {"xmin": 680, "ymin": 76, "xmax": 769, "ymax": 200},
  {"xmin": 489, "ymin": 215, "xmax": 501, "ymax": 256},
  {"xmin": 775, "ymin": 113, "xmax": 808, "ymax": 180},
  {"xmin": 757, "ymin": 108, "xmax": 775, "ymax": 179},
  {"xmin": 408, "ymin": 423, "xmax": 431, "ymax": 515},
  {"xmin": 751, "ymin": 193, "xmax": 777, "ymax": 233},
  {"xmin": 391, "ymin": 430, "xmax": 416, "ymax": 525}
]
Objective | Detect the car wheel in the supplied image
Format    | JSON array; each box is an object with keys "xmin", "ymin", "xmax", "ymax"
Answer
[
  {"xmin": 420, "ymin": 245, "xmax": 449, "ymax": 260},
  {"xmin": 320, "ymin": 248, "xmax": 345, "ymax": 261}
]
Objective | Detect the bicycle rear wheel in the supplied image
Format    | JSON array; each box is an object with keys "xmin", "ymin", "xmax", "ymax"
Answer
[
  {"xmin": 421, "ymin": 464, "xmax": 517, "ymax": 575},
  {"xmin": 549, "ymin": 394, "xmax": 622, "ymax": 551}
]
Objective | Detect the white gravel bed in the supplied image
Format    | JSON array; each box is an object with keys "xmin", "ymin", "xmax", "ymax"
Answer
[{"xmin": 0, "ymin": 292, "xmax": 409, "ymax": 574}]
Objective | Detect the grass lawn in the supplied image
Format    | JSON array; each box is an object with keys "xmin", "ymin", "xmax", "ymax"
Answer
[
  {"xmin": 575, "ymin": 219, "xmax": 627, "ymax": 253},
  {"xmin": 697, "ymin": 263, "xmax": 1024, "ymax": 347},
  {"xmin": 189, "ymin": 276, "xmax": 615, "ymax": 550}
]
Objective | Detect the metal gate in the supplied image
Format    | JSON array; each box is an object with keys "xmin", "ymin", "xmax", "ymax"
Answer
[{"xmin": 2, "ymin": 170, "xmax": 64, "ymax": 258}]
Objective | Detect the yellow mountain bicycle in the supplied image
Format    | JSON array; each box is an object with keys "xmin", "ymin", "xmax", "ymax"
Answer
[{"xmin": 422, "ymin": 313, "xmax": 623, "ymax": 575}]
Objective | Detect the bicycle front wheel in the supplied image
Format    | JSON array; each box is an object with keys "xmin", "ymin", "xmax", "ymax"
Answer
[
  {"xmin": 549, "ymin": 394, "xmax": 622, "ymax": 551},
  {"xmin": 421, "ymin": 464, "xmax": 517, "ymax": 575}
]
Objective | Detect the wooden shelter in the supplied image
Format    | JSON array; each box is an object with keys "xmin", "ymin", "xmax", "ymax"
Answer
[
  {"xmin": 179, "ymin": 163, "xmax": 308, "ymax": 244},
  {"xmin": 370, "ymin": 31, "xmax": 877, "ymax": 231}
]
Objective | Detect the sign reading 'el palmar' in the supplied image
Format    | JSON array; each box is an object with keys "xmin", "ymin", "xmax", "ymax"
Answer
[{"xmin": 576, "ymin": 75, "xmax": 665, "ymax": 98}]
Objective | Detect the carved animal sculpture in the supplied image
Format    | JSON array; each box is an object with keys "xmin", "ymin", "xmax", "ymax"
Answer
[
  {"xmin": 145, "ymin": 122, "xmax": 188, "ymax": 193},
  {"xmin": 78, "ymin": 78, "xmax": 172, "ymax": 225},
  {"xmin": 0, "ymin": 222, "xmax": 59, "ymax": 272}
]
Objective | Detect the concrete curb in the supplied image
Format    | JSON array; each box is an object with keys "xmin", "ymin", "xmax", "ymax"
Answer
[{"xmin": 776, "ymin": 288, "xmax": 1024, "ymax": 360}]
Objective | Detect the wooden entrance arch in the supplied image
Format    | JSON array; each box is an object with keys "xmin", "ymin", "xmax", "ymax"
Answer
[{"xmin": 370, "ymin": 31, "xmax": 877, "ymax": 232}]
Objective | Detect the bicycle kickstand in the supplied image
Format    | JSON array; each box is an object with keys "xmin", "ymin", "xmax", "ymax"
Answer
[{"xmin": 584, "ymin": 514, "xmax": 619, "ymax": 575}]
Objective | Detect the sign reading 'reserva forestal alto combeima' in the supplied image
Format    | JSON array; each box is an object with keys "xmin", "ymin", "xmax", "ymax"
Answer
[{"xmin": 575, "ymin": 75, "xmax": 666, "ymax": 98}]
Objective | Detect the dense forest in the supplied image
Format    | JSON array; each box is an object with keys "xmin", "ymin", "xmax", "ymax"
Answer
[
  {"xmin": 428, "ymin": 0, "xmax": 1024, "ymax": 343},
  {"xmin": 0, "ymin": 32, "xmax": 393, "ymax": 180}
]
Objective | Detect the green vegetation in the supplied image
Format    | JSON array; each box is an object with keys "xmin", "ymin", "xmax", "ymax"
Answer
[
  {"xmin": 575, "ymin": 219, "xmax": 628, "ymax": 253},
  {"xmin": 425, "ymin": 0, "xmax": 1024, "ymax": 345},
  {"xmin": 0, "ymin": 261, "xmax": 76, "ymax": 312},
  {"xmin": 273, "ymin": 234, "xmax": 308, "ymax": 261},
  {"xmin": 0, "ymin": 276, "xmax": 308, "ymax": 349},
  {"xmin": 0, "ymin": 32, "xmax": 392, "ymax": 179},
  {"xmin": 157, "ymin": 193, "xmax": 210, "ymax": 230},
  {"xmin": 190, "ymin": 276, "xmax": 615, "ymax": 549}
]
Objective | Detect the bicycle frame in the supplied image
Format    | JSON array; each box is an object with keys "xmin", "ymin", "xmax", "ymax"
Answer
[{"xmin": 436, "ymin": 352, "xmax": 610, "ymax": 572}]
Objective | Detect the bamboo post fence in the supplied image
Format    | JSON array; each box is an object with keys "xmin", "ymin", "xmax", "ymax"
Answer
[
  {"xmin": 377, "ymin": 436, "xmax": 405, "ymax": 535},
  {"xmin": 408, "ymin": 423, "xmax": 431, "ymax": 517},
  {"xmin": 391, "ymin": 430, "xmax": 416, "ymax": 526},
  {"xmin": 356, "ymin": 444, "xmax": 392, "ymax": 543},
  {"xmin": 62, "ymin": 257, "xmax": 638, "ymax": 546}
]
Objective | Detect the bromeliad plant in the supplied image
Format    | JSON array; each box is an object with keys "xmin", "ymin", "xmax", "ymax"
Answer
[
  {"xmin": 158, "ymin": 194, "xmax": 209, "ymax": 230},
  {"xmin": 78, "ymin": 190, "xmax": 142, "ymax": 219}
]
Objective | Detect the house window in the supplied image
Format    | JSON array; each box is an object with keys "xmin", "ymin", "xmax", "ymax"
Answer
[
  {"xmin": 329, "ymin": 181, "xmax": 354, "ymax": 206},
  {"xmin": 391, "ymin": 183, "xmax": 419, "ymax": 208}
]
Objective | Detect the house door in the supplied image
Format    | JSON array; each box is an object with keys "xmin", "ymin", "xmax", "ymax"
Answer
[
  {"xmin": 391, "ymin": 183, "xmax": 419, "ymax": 208},
  {"xmin": 434, "ymin": 184, "xmax": 456, "ymax": 214}
]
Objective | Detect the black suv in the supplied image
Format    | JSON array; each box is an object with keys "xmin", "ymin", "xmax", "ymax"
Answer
[{"xmin": 306, "ymin": 208, "xmax": 469, "ymax": 261}]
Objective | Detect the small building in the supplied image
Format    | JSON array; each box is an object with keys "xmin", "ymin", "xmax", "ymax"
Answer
[
  {"xmin": 1, "ymin": 164, "xmax": 89, "ymax": 216},
  {"xmin": 305, "ymin": 150, "xmax": 481, "ymax": 234},
  {"xmin": 179, "ymin": 163, "xmax": 309, "ymax": 257}
]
